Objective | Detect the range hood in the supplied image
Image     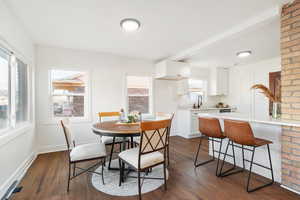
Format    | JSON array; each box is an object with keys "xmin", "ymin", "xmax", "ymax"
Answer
[{"xmin": 155, "ymin": 60, "xmax": 191, "ymax": 80}]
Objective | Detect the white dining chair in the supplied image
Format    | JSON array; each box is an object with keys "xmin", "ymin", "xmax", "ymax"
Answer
[
  {"xmin": 133, "ymin": 112, "xmax": 174, "ymax": 166},
  {"xmin": 118, "ymin": 119, "xmax": 171, "ymax": 200},
  {"xmin": 60, "ymin": 118, "xmax": 107, "ymax": 192}
]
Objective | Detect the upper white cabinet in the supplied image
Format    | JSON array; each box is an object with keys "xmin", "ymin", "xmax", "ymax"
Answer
[
  {"xmin": 177, "ymin": 79, "xmax": 189, "ymax": 96},
  {"xmin": 209, "ymin": 67, "xmax": 229, "ymax": 96},
  {"xmin": 155, "ymin": 60, "xmax": 191, "ymax": 80}
]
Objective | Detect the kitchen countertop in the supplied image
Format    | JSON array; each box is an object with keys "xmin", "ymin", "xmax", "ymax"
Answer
[
  {"xmin": 178, "ymin": 107, "xmax": 236, "ymax": 111},
  {"xmin": 190, "ymin": 107, "xmax": 233, "ymax": 111},
  {"xmin": 198, "ymin": 112, "xmax": 300, "ymax": 127}
]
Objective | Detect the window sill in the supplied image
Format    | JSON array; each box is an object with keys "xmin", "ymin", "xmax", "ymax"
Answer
[
  {"xmin": 0, "ymin": 122, "xmax": 34, "ymax": 147},
  {"xmin": 38, "ymin": 117, "xmax": 92, "ymax": 126}
]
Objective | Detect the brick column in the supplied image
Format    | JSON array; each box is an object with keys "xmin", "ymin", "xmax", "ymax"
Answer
[{"xmin": 281, "ymin": 0, "xmax": 300, "ymax": 192}]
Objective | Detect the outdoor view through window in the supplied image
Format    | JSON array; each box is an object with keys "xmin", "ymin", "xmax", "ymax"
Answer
[
  {"xmin": 0, "ymin": 48, "xmax": 29, "ymax": 131},
  {"xmin": 0, "ymin": 49, "xmax": 9, "ymax": 130},
  {"xmin": 127, "ymin": 76, "xmax": 152, "ymax": 114},
  {"xmin": 51, "ymin": 70, "xmax": 87, "ymax": 118}
]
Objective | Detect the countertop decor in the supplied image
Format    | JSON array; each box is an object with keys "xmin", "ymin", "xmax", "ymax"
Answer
[
  {"xmin": 198, "ymin": 112, "xmax": 300, "ymax": 127},
  {"xmin": 251, "ymin": 84, "xmax": 281, "ymax": 119}
]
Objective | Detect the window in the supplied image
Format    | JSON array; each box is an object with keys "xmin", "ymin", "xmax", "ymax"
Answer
[
  {"xmin": 16, "ymin": 58, "xmax": 28, "ymax": 124},
  {"xmin": 0, "ymin": 49, "xmax": 9, "ymax": 130},
  {"xmin": 50, "ymin": 70, "xmax": 88, "ymax": 118},
  {"xmin": 188, "ymin": 79, "xmax": 208, "ymax": 104},
  {"xmin": 126, "ymin": 76, "xmax": 153, "ymax": 114},
  {"xmin": 0, "ymin": 47, "xmax": 29, "ymax": 133}
]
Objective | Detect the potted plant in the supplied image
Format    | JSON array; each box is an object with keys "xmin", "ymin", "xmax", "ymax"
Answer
[{"xmin": 251, "ymin": 84, "xmax": 281, "ymax": 119}]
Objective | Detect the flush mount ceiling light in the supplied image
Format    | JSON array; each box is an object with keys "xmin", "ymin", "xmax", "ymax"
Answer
[
  {"xmin": 237, "ymin": 50, "xmax": 252, "ymax": 58},
  {"xmin": 120, "ymin": 18, "xmax": 140, "ymax": 32}
]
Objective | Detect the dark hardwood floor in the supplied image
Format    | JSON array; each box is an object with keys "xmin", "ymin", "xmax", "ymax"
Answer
[{"xmin": 12, "ymin": 136, "xmax": 300, "ymax": 200}]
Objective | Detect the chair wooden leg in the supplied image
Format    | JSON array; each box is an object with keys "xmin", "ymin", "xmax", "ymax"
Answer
[
  {"xmin": 138, "ymin": 171, "xmax": 142, "ymax": 200},
  {"xmin": 108, "ymin": 137, "xmax": 116, "ymax": 170},
  {"xmin": 67, "ymin": 162, "xmax": 71, "ymax": 192}
]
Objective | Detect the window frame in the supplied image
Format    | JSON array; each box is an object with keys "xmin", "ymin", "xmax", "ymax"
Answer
[
  {"xmin": 188, "ymin": 78, "xmax": 208, "ymax": 103},
  {"xmin": 48, "ymin": 69, "xmax": 91, "ymax": 123},
  {"xmin": 125, "ymin": 75, "xmax": 154, "ymax": 117},
  {"xmin": 0, "ymin": 46, "xmax": 31, "ymax": 136}
]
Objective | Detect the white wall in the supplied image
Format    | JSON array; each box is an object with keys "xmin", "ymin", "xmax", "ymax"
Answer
[
  {"xmin": 36, "ymin": 46, "xmax": 183, "ymax": 152},
  {"xmin": 0, "ymin": 0, "xmax": 36, "ymax": 198},
  {"xmin": 223, "ymin": 57, "xmax": 281, "ymax": 118}
]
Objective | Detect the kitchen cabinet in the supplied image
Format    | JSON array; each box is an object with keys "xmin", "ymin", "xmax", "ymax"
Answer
[
  {"xmin": 155, "ymin": 60, "xmax": 191, "ymax": 80},
  {"xmin": 177, "ymin": 109, "xmax": 221, "ymax": 138},
  {"xmin": 209, "ymin": 67, "xmax": 229, "ymax": 96},
  {"xmin": 177, "ymin": 79, "xmax": 189, "ymax": 96}
]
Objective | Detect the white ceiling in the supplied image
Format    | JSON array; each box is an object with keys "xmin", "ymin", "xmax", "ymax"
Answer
[
  {"xmin": 4, "ymin": 0, "xmax": 290, "ymax": 61},
  {"xmin": 186, "ymin": 18, "xmax": 280, "ymax": 67}
]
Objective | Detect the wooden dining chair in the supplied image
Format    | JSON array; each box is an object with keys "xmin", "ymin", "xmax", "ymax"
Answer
[
  {"xmin": 61, "ymin": 119, "xmax": 107, "ymax": 192},
  {"xmin": 99, "ymin": 112, "xmax": 130, "ymax": 170},
  {"xmin": 163, "ymin": 113, "xmax": 175, "ymax": 166},
  {"xmin": 118, "ymin": 119, "xmax": 171, "ymax": 200},
  {"xmin": 133, "ymin": 112, "xmax": 174, "ymax": 166}
]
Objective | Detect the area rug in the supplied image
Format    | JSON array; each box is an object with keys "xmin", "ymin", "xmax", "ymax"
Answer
[{"xmin": 91, "ymin": 159, "xmax": 168, "ymax": 196}]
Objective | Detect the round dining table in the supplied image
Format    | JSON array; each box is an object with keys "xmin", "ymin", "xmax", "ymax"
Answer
[
  {"xmin": 92, "ymin": 120, "xmax": 141, "ymax": 138},
  {"xmin": 92, "ymin": 120, "xmax": 141, "ymax": 149},
  {"xmin": 92, "ymin": 121, "xmax": 141, "ymax": 172}
]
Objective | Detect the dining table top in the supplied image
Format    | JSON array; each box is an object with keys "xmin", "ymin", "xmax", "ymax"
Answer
[{"xmin": 92, "ymin": 121, "xmax": 141, "ymax": 137}]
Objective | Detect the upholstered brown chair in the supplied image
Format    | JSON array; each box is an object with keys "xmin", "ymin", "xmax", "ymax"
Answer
[
  {"xmin": 194, "ymin": 117, "xmax": 228, "ymax": 176},
  {"xmin": 220, "ymin": 119, "xmax": 274, "ymax": 192},
  {"xmin": 118, "ymin": 119, "xmax": 171, "ymax": 200},
  {"xmin": 61, "ymin": 119, "xmax": 106, "ymax": 192}
]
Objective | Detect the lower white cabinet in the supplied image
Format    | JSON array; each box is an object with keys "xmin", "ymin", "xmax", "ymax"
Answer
[{"xmin": 177, "ymin": 109, "xmax": 220, "ymax": 138}]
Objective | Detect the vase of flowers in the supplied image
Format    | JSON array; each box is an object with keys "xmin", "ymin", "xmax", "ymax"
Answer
[
  {"xmin": 127, "ymin": 111, "xmax": 141, "ymax": 123},
  {"xmin": 251, "ymin": 84, "xmax": 281, "ymax": 119},
  {"xmin": 272, "ymin": 102, "xmax": 281, "ymax": 119}
]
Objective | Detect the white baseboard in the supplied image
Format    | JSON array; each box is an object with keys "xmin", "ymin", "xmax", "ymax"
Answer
[
  {"xmin": 170, "ymin": 131, "xmax": 180, "ymax": 137},
  {"xmin": 186, "ymin": 133, "xmax": 201, "ymax": 139},
  {"xmin": 38, "ymin": 144, "xmax": 67, "ymax": 154},
  {"xmin": 175, "ymin": 132, "xmax": 201, "ymax": 139},
  {"xmin": 38, "ymin": 140, "xmax": 99, "ymax": 154},
  {"xmin": 281, "ymin": 184, "xmax": 300, "ymax": 195},
  {"xmin": 0, "ymin": 151, "xmax": 37, "ymax": 199}
]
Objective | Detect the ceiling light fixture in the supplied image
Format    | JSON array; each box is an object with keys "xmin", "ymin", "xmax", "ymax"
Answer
[
  {"xmin": 237, "ymin": 50, "xmax": 252, "ymax": 58},
  {"xmin": 120, "ymin": 18, "xmax": 141, "ymax": 32}
]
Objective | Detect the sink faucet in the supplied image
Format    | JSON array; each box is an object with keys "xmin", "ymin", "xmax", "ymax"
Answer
[{"xmin": 197, "ymin": 95, "xmax": 203, "ymax": 108}]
